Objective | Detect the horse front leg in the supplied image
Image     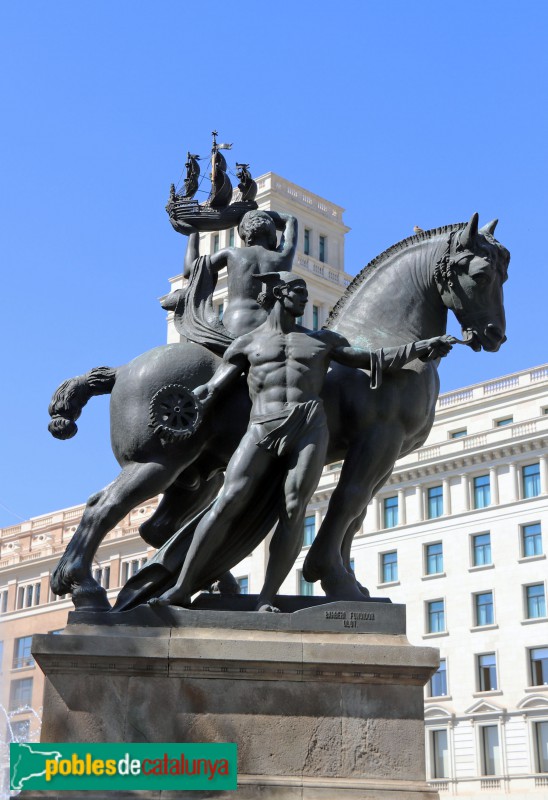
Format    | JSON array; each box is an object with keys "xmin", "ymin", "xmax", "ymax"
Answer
[
  {"xmin": 51, "ymin": 461, "xmax": 184, "ymax": 610},
  {"xmin": 303, "ymin": 425, "xmax": 403, "ymax": 600}
]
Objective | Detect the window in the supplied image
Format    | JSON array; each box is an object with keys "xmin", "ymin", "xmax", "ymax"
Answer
[
  {"xmin": 13, "ymin": 637, "xmax": 34, "ymax": 669},
  {"xmin": 523, "ymin": 463, "xmax": 541, "ymax": 499},
  {"xmin": 526, "ymin": 584, "xmax": 546, "ymax": 619},
  {"xmin": 472, "ymin": 532, "xmax": 492, "ymax": 566},
  {"xmin": 319, "ymin": 235, "xmax": 326, "ymax": 263},
  {"xmin": 236, "ymin": 576, "xmax": 248, "ymax": 594},
  {"xmin": 478, "ymin": 653, "xmax": 498, "ymax": 691},
  {"xmin": 531, "ymin": 647, "xmax": 548, "ymax": 685},
  {"xmin": 495, "ymin": 416, "xmax": 513, "ymax": 427},
  {"xmin": 312, "ymin": 305, "xmax": 320, "ymax": 331},
  {"xmin": 425, "ymin": 543, "xmax": 443, "ymax": 575},
  {"xmin": 229, "ymin": 228, "xmax": 235, "ymax": 247},
  {"xmin": 0, "ymin": 590, "xmax": 7, "ymax": 614},
  {"xmin": 303, "ymin": 515, "xmax": 315, "ymax": 547},
  {"xmin": 429, "ymin": 659, "xmax": 447, "ymax": 697},
  {"xmin": 383, "ymin": 496, "xmax": 398, "ymax": 528},
  {"xmin": 16, "ymin": 582, "xmax": 40, "ymax": 610},
  {"xmin": 427, "ymin": 486, "xmax": 443, "ymax": 519},
  {"xmin": 450, "ymin": 428, "xmax": 467, "ymax": 439},
  {"xmin": 474, "ymin": 591, "xmax": 494, "ymax": 626},
  {"xmin": 121, "ymin": 558, "xmax": 147, "ymax": 584},
  {"xmin": 218, "ymin": 302, "xmax": 224, "ymax": 321},
  {"xmin": 212, "ymin": 234, "xmax": 220, "ymax": 253},
  {"xmin": 535, "ymin": 721, "xmax": 548, "ymax": 772},
  {"xmin": 9, "ymin": 678, "xmax": 33, "ymax": 711},
  {"xmin": 522, "ymin": 523, "xmax": 543, "ymax": 557},
  {"xmin": 92, "ymin": 566, "xmax": 110, "ymax": 590},
  {"xmin": 303, "ymin": 228, "xmax": 311, "ymax": 255},
  {"xmin": 481, "ymin": 725, "xmax": 501, "ymax": 775},
  {"xmin": 381, "ymin": 551, "xmax": 398, "ymax": 583},
  {"xmin": 430, "ymin": 729, "xmax": 449, "ymax": 779},
  {"xmin": 474, "ymin": 475, "xmax": 491, "ymax": 509},
  {"xmin": 9, "ymin": 719, "xmax": 30, "ymax": 743},
  {"xmin": 427, "ymin": 600, "xmax": 445, "ymax": 633},
  {"xmin": 298, "ymin": 569, "xmax": 314, "ymax": 596}
]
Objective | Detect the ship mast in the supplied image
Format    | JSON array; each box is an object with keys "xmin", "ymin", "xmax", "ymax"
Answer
[{"xmin": 210, "ymin": 130, "xmax": 218, "ymax": 188}]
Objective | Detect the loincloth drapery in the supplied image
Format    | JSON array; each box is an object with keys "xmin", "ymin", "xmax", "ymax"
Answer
[{"xmin": 249, "ymin": 399, "xmax": 326, "ymax": 457}]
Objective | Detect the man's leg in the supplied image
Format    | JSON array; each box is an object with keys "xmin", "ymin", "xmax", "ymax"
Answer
[
  {"xmin": 256, "ymin": 424, "xmax": 329, "ymax": 611},
  {"xmin": 152, "ymin": 431, "xmax": 273, "ymax": 606}
]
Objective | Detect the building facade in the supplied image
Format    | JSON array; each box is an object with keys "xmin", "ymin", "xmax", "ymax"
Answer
[{"xmin": 1, "ymin": 176, "xmax": 547, "ymax": 798}]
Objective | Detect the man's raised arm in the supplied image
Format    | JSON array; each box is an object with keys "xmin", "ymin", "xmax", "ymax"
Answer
[{"xmin": 266, "ymin": 212, "xmax": 298, "ymax": 266}]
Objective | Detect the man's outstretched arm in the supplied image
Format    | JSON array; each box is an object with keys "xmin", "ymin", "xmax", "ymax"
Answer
[{"xmin": 327, "ymin": 332, "xmax": 456, "ymax": 370}]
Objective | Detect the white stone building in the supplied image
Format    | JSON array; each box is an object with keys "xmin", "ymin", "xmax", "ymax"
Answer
[{"xmin": 1, "ymin": 175, "xmax": 546, "ymax": 799}]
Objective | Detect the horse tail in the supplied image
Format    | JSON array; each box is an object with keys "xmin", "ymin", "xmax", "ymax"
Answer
[{"xmin": 48, "ymin": 366, "xmax": 118, "ymax": 440}]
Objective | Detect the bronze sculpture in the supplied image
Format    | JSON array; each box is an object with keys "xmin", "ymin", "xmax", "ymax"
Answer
[{"xmin": 47, "ymin": 140, "xmax": 509, "ymax": 613}]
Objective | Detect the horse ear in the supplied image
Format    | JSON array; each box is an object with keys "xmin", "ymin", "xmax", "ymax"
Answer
[
  {"xmin": 460, "ymin": 212, "xmax": 479, "ymax": 249},
  {"xmin": 479, "ymin": 219, "xmax": 498, "ymax": 236}
]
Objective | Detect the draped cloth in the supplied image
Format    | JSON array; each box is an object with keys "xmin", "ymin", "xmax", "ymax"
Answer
[
  {"xmin": 112, "ymin": 473, "xmax": 283, "ymax": 612},
  {"xmin": 173, "ymin": 255, "xmax": 234, "ymax": 355},
  {"xmin": 369, "ymin": 342, "xmax": 417, "ymax": 389},
  {"xmin": 250, "ymin": 400, "xmax": 325, "ymax": 457}
]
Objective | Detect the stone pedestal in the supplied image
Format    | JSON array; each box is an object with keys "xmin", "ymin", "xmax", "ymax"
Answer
[{"xmin": 27, "ymin": 601, "xmax": 439, "ymax": 799}]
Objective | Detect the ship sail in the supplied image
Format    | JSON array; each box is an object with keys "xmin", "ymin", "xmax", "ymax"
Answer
[
  {"xmin": 236, "ymin": 163, "xmax": 257, "ymax": 202},
  {"xmin": 166, "ymin": 131, "xmax": 258, "ymax": 232},
  {"xmin": 182, "ymin": 153, "xmax": 200, "ymax": 200},
  {"xmin": 207, "ymin": 136, "xmax": 233, "ymax": 209}
]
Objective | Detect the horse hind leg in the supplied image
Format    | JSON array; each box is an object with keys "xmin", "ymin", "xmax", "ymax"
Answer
[{"xmin": 51, "ymin": 461, "xmax": 182, "ymax": 610}]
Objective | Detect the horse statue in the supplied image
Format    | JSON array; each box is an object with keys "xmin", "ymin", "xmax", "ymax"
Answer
[{"xmin": 48, "ymin": 213, "xmax": 509, "ymax": 609}]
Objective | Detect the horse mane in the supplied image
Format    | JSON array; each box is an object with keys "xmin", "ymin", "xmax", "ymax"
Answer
[{"xmin": 325, "ymin": 222, "xmax": 466, "ymax": 329}]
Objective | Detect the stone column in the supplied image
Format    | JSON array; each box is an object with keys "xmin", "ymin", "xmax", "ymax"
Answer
[
  {"xmin": 443, "ymin": 479, "xmax": 452, "ymax": 516},
  {"xmin": 540, "ymin": 455, "xmax": 548, "ymax": 495},
  {"xmin": 315, "ymin": 508, "xmax": 323, "ymax": 538},
  {"xmin": 418, "ymin": 487, "xmax": 425, "ymax": 521},
  {"xmin": 372, "ymin": 497, "xmax": 381, "ymax": 531},
  {"xmin": 464, "ymin": 475, "xmax": 472, "ymax": 511},
  {"xmin": 398, "ymin": 489, "xmax": 406, "ymax": 526},
  {"xmin": 509, "ymin": 462, "xmax": 519, "ymax": 501},
  {"xmin": 489, "ymin": 467, "xmax": 499, "ymax": 506}
]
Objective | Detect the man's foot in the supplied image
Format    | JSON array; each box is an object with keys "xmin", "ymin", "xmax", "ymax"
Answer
[
  {"xmin": 256, "ymin": 602, "xmax": 280, "ymax": 613},
  {"xmin": 148, "ymin": 588, "xmax": 192, "ymax": 608}
]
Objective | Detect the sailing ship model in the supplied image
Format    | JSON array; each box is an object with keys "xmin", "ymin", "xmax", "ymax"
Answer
[{"xmin": 166, "ymin": 131, "xmax": 258, "ymax": 232}]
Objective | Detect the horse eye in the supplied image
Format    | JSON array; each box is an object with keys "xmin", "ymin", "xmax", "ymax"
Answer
[{"xmin": 474, "ymin": 273, "xmax": 490, "ymax": 287}]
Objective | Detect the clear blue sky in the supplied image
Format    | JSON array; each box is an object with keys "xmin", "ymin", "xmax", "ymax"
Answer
[{"xmin": 1, "ymin": 1, "xmax": 546, "ymax": 527}]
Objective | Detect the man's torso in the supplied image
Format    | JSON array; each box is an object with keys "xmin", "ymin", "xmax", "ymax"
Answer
[
  {"xmin": 223, "ymin": 247, "xmax": 290, "ymax": 337},
  {"xmin": 243, "ymin": 329, "xmax": 332, "ymax": 416}
]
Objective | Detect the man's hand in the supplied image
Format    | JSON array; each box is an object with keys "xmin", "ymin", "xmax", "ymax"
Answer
[
  {"xmin": 416, "ymin": 335, "xmax": 457, "ymax": 361},
  {"xmin": 193, "ymin": 383, "xmax": 214, "ymax": 412},
  {"xmin": 168, "ymin": 216, "xmax": 199, "ymax": 236}
]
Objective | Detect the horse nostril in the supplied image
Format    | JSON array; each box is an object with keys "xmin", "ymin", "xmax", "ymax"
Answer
[{"xmin": 485, "ymin": 323, "xmax": 504, "ymax": 342}]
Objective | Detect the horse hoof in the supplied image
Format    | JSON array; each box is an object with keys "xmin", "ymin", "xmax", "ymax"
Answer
[
  {"xmin": 301, "ymin": 554, "xmax": 321, "ymax": 583},
  {"xmin": 71, "ymin": 582, "xmax": 111, "ymax": 612}
]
